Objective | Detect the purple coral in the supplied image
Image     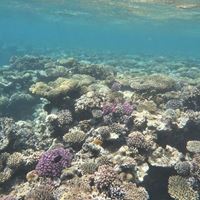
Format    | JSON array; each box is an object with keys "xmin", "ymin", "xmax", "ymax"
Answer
[
  {"xmin": 122, "ymin": 102, "xmax": 134, "ymax": 116},
  {"xmin": 35, "ymin": 147, "xmax": 73, "ymax": 178},
  {"xmin": 111, "ymin": 82, "xmax": 121, "ymax": 91},
  {"xmin": 102, "ymin": 102, "xmax": 116, "ymax": 115},
  {"xmin": 102, "ymin": 101, "xmax": 133, "ymax": 116}
]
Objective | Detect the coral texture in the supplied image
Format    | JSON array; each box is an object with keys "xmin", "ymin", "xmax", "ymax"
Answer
[{"xmin": 35, "ymin": 147, "xmax": 73, "ymax": 177}]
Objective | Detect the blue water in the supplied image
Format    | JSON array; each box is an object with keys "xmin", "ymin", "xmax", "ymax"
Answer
[{"xmin": 0, "ymin": 0, "xmax": 200, "ymax": 64}]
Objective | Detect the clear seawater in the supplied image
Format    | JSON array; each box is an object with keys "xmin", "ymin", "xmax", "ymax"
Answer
[
  {"xmin": 1, "ymin": 1, "xmax": 200, "ymax": 200},
  {"xmin": 0, "ymin": 0, "xmax": 200, "ymax": 64}
]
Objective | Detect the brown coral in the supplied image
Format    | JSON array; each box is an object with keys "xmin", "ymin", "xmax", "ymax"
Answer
[
  {"xmin": 63, "ymin": 129, "xmax": 86, "ymax": 147},
  {"xmin": 94, "ymin": 165, "xmax": 119, "ymax": 191},
  {"xmin": 25, "ymin": 184, "xmax": 55, "ymax": 200},
  {"xmin": 123, "ymin": 182, "xmax": 149, "ymax": 200},
  {"xmin": 30, "ymin": 78, "xmax": 79, "ymax": 100},
  {"xmin": 168, "ymin": 175, "xmax": 199, "ymax": 200},
  {"xmin": 7, "ymin": 152, "xmax": 24, "ymax": 170},
  {"xmin": 126, "ymin": 131, "xmax": 152, "ymax": 152}
]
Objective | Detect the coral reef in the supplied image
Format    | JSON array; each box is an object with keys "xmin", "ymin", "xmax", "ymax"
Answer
[{"xmin": 1, "ymin": 54, "xmax": 200, "ymax": 199}]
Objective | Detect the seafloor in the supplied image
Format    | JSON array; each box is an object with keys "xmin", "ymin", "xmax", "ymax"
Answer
[{"xmin": 0, "ymin": 54, "xmax": 200, "ymax": 200}]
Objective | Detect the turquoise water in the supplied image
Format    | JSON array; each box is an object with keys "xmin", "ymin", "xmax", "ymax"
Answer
[
  {"xmin": 1, "ymin": 1, "xmax": 200, "ymax": 200},
  {"xmin": 0, "ymin": 0, "xmax": 200, "ymax": 64}
]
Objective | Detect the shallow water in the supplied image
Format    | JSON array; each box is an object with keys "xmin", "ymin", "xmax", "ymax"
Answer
[
  {"xmin": 0, "ymin": 0, "xmax": 200, "ymax": 64},
  {"xmin": 0, "ymin": 1, "xmax": 200, "ymax": 200}
]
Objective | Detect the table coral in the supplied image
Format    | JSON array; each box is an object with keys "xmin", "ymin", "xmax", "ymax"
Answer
[{"xmin": 30, "ymin": 78, "xmax": 79, "ymax": 100}]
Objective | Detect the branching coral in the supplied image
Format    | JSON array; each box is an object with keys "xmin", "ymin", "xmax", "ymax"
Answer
[
  {"xmin": 35, "ymin": 147, "xmax": 73, "ymax": 178},
  {"xmin": 94, "ymin": 165, "xmax": 119, "ymax": 192}
]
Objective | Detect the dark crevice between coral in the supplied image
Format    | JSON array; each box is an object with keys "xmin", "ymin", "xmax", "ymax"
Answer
[
  {"xmin": 75, "ymin": 110, "xmax": 93, "ymax": 121},
  {"xmin": 142, "ymin": 166, "xmax": 176, "ymax": 200},
  {"xmin": 44, "ymin": 96, "xmax": 75, "ymax": 111},
  {"xmin": 1, "ymin": 97, "xmax": 41, "ymax": 121},
  {"xmin": 156, "ymin": 124, "xmax": 200, "ymax": 154},
  {"xmin": 103, "ymin": 138, "xmax": 126, "ymax": 153}
]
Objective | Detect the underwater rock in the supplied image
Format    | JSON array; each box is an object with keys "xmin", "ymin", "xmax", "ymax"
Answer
[
  {"xmin": 148, "ymin": 145, "xmax": 183, "ymax": 167},
  {"xmin": 82, "ymin": 139, "xmax": 105, "ymax": 157},
  {"xmin": 168, "ymin": 175, "xmax": 199, "ymax": 200},
  {"xmin": 35, "ymin": 147, "xmax": 73, "ymax": 178}
]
